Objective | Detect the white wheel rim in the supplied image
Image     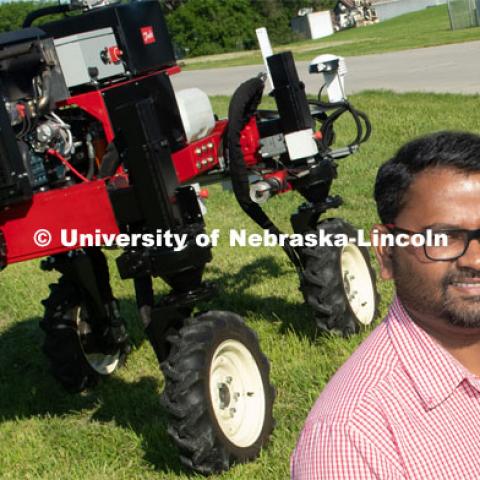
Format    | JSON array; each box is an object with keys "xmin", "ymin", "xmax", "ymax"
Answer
[
  {"xmin": 209, "ymin": 339, "xmax": 266, "ymax": 448},
  {"xmin": 76, "ymin": 307, "xmax": 120, "ymax": 375},
  {"xmin": 340, "ymin": 244, "xmax": 376, "ymax": 325}
]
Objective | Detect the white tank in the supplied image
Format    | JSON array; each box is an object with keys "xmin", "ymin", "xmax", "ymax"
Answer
[{"xmin": 175, "ymin": 88, "xmax": 215, "ymax": 143}]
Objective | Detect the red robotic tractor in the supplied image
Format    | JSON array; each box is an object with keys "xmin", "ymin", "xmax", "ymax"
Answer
[{"xmin": 0, "ymin": 0, "xmax": 378, "ymax": 474}]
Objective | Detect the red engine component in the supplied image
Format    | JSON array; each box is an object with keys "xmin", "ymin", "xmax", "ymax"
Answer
[{"xmin": 239, "ymin": 116, "xmax": 261, "ymax": 167}]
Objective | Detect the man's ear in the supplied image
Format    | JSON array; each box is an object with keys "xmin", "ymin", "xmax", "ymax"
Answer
[{"xmin": 371, "ymin": 224, "xmax": 394, "ymax": 281}]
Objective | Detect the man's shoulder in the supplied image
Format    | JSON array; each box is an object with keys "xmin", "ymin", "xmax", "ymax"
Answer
[{"xmin": 305, "ymin": 319, "xmax": 402, "ymax": 429}]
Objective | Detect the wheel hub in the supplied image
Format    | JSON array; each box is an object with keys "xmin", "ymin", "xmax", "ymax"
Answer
[
  {"xmin": 75, "ymin": 306, "xmax": 121, "ymax": 375},
  {"xmin": 217, "ymin": 380, "xmax": 232, "ymax": 410},
  {"xmin": 209, "ymin": 340, "xmax": 266, "ymax": 447},
  {"xmin": 340, "ymin": 245, "xmax": 376, "ymax": 325}
]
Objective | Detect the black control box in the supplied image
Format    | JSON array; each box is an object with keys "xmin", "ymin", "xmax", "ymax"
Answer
[{"xmin": 41, "ymin": 1, "xmax": 177, "ymax": 76}]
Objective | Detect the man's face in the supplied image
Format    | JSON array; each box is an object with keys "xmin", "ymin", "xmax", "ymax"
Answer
[{"xmin": 375, "ymin": 167, "xmax": 480, "ymax": 329}]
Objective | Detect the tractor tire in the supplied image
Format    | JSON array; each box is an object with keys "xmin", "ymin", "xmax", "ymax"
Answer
[
  {"xmin": 161, "ymin": 311, "xmax": 275, "ymax": 475},
  {"xmin": 300, "ymin": 218, "xmax": 378, "ymax": 335},
  {"xmin": 40, "ymin": 276, "xmax": 128, "ymax": 393}
]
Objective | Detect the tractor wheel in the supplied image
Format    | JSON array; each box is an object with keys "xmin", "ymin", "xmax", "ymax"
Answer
[
  {"xmin": 300, "ymin": 218, "xmax": 378, "ymax": 335},
  {"xmin": 161, "ymin": 311, "xmax": 275, "ymax": 475},
  {"xmin": 40, "ymin": 276, "xmax": 128, "ymax": 393}
]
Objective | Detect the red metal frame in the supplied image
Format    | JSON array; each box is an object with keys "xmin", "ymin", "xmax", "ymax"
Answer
[
  {"xmin": 0, "ymin": 64, "xmax": 270, "ymax": 268},
  {"xmin": 0, "ymin": 180, "xmax": 120, "ymax": 265},
  {"xmin": 171, "ymin": 120, "xmax": 228, "ymax": 183},
  {"xmin": 59, "ymin": 66, "xmax": 181, "ymax": 143}
]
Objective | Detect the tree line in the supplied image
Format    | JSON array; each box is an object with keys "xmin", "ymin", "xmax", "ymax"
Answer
[{"xmin": 0, "ymin": 0, "xmax": 335, "ymax": 56}]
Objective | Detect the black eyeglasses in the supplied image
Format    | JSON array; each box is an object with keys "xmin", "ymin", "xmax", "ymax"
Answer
[{"xmin": 385, "ymin": 224, "xmax": 480, "ymax": 261}]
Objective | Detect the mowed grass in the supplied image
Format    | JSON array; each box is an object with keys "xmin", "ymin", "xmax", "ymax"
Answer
[
  {"xmin": 184, "ymin": 5, "xmax": 480, "ymax": 70},
  {"xmin": 1, "ymin": 91, "xmax": 480, "ymax": 479}
]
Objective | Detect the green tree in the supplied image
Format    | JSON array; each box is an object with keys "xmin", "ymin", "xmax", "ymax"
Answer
[
  {"xmin": 251, "ymin": 0, "xmax": 336, "ymax": 44},
  {"xmin": 0, "ymin": 2, "xmax": 39, "ymax": 32},
  {"xmin": 167, "ymin": 0, "xmax": 336, "ymax": 56},
  {"xmin": 167, "ymin": 0, "xmax": 264, "ymax": 55}
]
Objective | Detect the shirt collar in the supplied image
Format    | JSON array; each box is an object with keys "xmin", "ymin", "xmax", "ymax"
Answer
[{"xmin": 387, "ymin": 296, "xmax": 474, "ymax": 411}]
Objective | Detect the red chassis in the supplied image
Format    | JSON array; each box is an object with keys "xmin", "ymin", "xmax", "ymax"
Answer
[{"xmin": 0, "ymin": 66, "xmax": 235, "ymax": 266}]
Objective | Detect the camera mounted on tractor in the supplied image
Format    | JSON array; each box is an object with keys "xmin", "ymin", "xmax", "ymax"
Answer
[{"xmin": 0, "ymin": 0, "xmax": 378, "ymax": 474}]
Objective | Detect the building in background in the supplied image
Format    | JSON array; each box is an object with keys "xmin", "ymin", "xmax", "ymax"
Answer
[
  {"xmin": 291, "ymin": 8, "xmax": 334, "ymax": 39},
  {"xmin": 332, "ymin": 1, "xmax": 379, "ymax": 31},
  {"xmin": 293, "ymin": 0, "xmax": 451, "ymax": 38}
]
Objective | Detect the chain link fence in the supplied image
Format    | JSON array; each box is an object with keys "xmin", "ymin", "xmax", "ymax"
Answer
[{"xmin": 447, "ymin": 0, "xmax": 480, "ymax": 29}]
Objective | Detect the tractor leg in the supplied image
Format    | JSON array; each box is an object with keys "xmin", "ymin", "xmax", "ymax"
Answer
[
  {"xmin": 43, "ymin": 248, "xmax": 128, "ymax": 346},
  {"xmin": 40, "ymin": 248, "xmax": 129, "ymax": 392},
  {"xmin": 134, "ymin": 272, "xmax": 215, "ymax": 364}
]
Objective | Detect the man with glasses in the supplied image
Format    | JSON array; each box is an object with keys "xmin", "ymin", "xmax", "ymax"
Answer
[{"xmin": 291, "ymin": 131, "xmax": 480, "ymax": 479}]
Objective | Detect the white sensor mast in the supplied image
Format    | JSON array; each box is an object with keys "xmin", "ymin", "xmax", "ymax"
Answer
[{"xmin": 255, "ymin": 27, "xmax": 274, "ymax": 90}]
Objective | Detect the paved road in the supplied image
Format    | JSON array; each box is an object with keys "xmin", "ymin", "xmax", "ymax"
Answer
[{"xmin": 171, "ymin": 41, "xmax": 480, "ymax": 96}]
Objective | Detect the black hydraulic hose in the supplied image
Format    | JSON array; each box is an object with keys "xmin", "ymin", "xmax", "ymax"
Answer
[
  {"xmin": 356, "ymin": 109, "xmax": 372, "ymax": 143},
  {"xmin": 309, "ymin": 99, "xmax": 372, "ymax": 150},
  {"xmin": 227, "ymin": 76, "xmax": 302, "ymax": 269},
  {"xmin": 23, "ymin": 4, "xmax": 74, "ymax": 28}
]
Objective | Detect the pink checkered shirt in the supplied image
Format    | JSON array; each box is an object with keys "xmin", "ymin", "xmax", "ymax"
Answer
[{"xmin": 291, "ymin": 296, "xmax": 480, "ymax": 479}]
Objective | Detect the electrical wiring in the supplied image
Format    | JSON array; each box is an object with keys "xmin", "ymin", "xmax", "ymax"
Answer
[{"xmin": 46, "ymin": 148, "xmax": 89, "ymax": 182}]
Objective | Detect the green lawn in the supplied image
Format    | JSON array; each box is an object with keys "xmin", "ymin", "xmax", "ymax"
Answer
[
  {"xmin": 184, "ymin": 5, "xmax": 480, "ymax": 70},
  {"xmin": 1, "ymin": 91, "xmax": 480, "ymax": 479}
]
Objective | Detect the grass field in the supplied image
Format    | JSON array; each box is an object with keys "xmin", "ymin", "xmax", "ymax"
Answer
[
  {"xmin": 184, "ymin": 5, "xmax": 480, "ymax": 70},
  {"xmin": 1, "ymin": 91, "xmax": 480, "ymax": 479}
]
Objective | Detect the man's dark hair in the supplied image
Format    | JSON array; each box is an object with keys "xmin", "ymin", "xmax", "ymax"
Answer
[{"xmin": 374, "ymin": 131, "xmax": 480, "ymax": 224}]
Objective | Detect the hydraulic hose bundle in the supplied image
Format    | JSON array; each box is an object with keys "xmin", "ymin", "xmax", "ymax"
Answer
[
  {"xmin": 227, "ymin": 75, "xmax": 301, "ymax": 268},
  {"xmin": 227, "ymin": 53, "xmax": 372, "ymax": 269},
  {"xmin": 309, "ymin": 97, "xmax": 372, "ymax": 151}
]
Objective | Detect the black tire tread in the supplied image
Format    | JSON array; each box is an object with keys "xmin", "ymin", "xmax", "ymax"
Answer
[
  {"xmin": 300, "ymin": 218, "xmax": 379, "ymax": 335},
  {"xmin": 161, "ymin": 310, "xmax": 275, "ymax": 475},
  {"xmin": 40, "ymin": 276, "xmax": 127, "ymax": 393}
]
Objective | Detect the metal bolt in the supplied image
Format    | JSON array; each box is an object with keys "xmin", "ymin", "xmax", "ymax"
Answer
[
  {"xmin": 229, "ymin": 408, "xmax": 236, "ymax": 417},
  {"xmin": 226, "ymin": 376, "xmax": 233, "ymax": 384},
  {"xmin": 195, "ymin": 147, "xmax": 202, "ymax": 156},
  {"xmin": 196, "ymin": 161, "xmax": 201, "ymax": 169}
]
